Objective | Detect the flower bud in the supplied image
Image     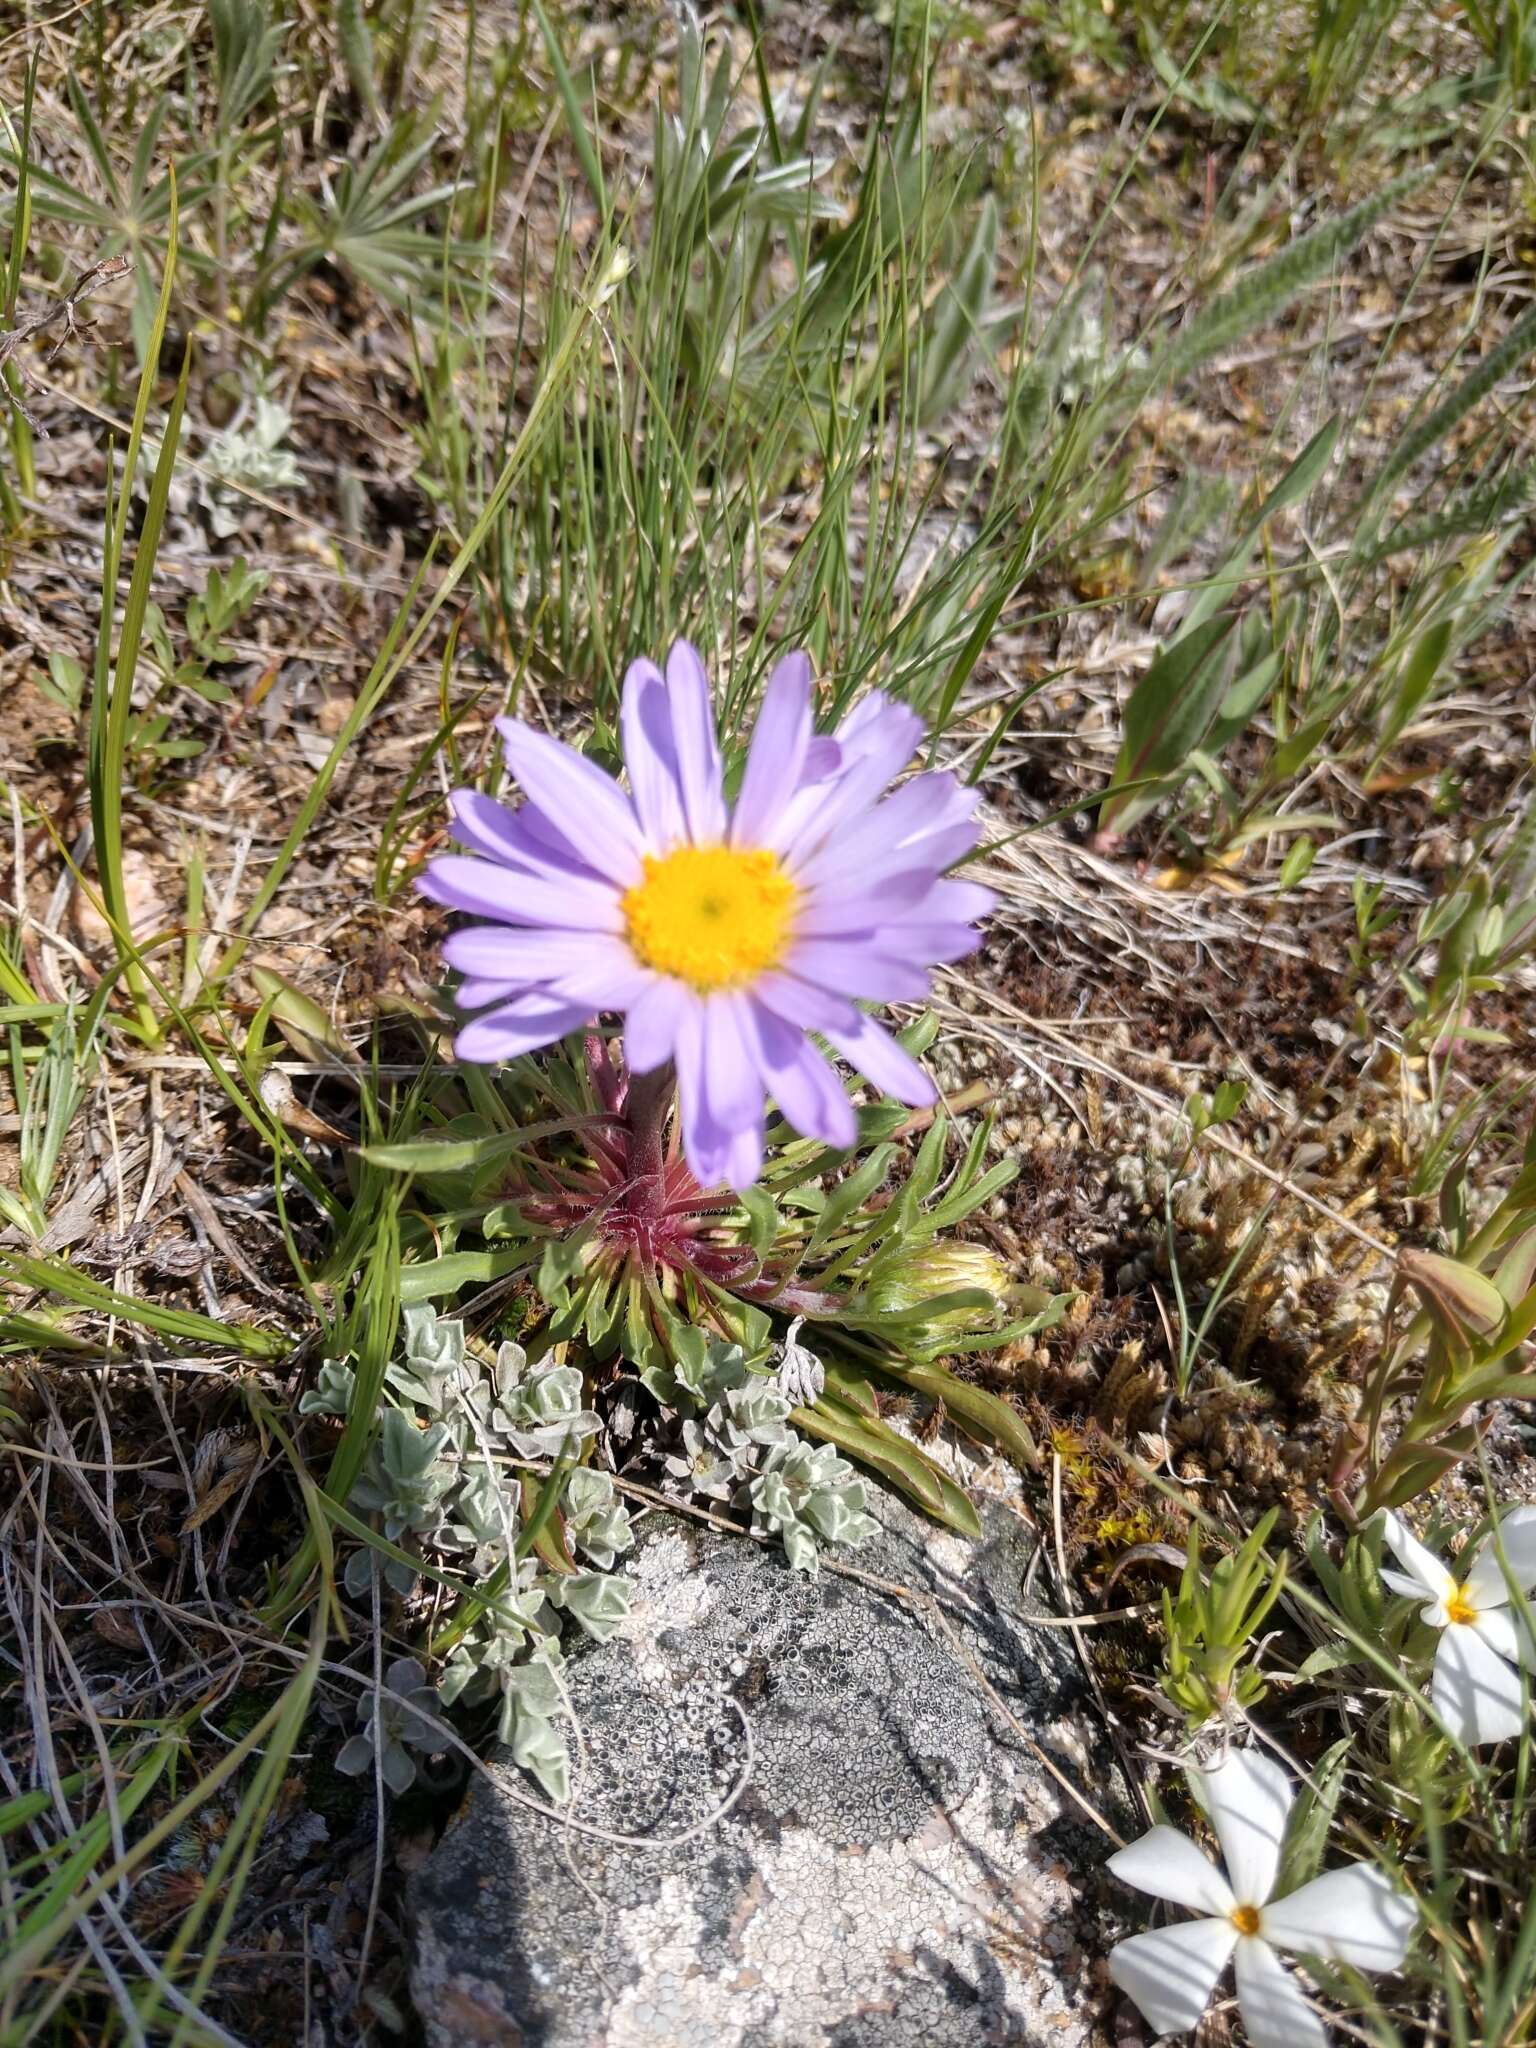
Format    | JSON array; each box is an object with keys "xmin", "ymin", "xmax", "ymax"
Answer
[{"xmin": 863, "ymin": 1241, "xmax": 1011, "ymax": 1337}]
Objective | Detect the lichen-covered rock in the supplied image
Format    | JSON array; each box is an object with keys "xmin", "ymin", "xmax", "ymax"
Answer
[{"xmin": 408, "ymin": 1485, "xmax": 1122, "ymax": 2047}]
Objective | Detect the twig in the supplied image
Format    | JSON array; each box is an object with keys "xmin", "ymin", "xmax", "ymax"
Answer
[{"xmin": 0, "ymin": 257, "xmax": 133, "ymax": 434}]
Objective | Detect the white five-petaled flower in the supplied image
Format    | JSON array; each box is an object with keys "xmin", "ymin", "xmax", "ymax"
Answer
[
  {"xmin": 1380, "ymin": 1506, "xmax": 1536, "ymax": 1746},
  {"xmin": 1107, "ymin": 1748, "xmax": 1416, "ymax": 2048}
]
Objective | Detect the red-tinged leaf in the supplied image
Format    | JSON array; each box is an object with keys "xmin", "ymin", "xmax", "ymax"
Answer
[
  {"xmin": 1098, "ymin": 615, "xmax": 1236, "ymax": 837},
  {"xmin": 886, "ymin": 1357, "xmax": 1038, "ymax": 1469},
  {"xmin": 520, "ymin": 1474, "xmax": 578, "ymax": 1575},
  {"xmin": 1492, "ymin": 1222, "xmax": 1536, "ymax": 1309},
  {"xmin": 820, "ymin": 1357, "xmax": 880, "ymax": 1418},
  {"xmin": 1399, "ymin": 1248, "xmax": 1506, "ymax": 1345}
]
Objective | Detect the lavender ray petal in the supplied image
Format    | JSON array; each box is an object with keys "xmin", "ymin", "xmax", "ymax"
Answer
[
  {"xmin": 664, "ymin": 641, "xmax": 727, "ymax": 843},
  {"xmin": 822, "ymin": 1010, "xmax": 937, "ymax": 1107},
  {"xmin": 620, "ymin": 656, "xmax": 687, "ymax": 848},
  {"xmin": 786, "ymin": 938, "xmax": 934, "ymax": 1001},
  {"xmin": 440, "ymin": 925, "xmax": 617, "ymax": 978},
  {"xmin": 420, "ymin": 854, "xmax": 623, "ymax": 932},
  {"xmin": 455, "ymin": 993, "xmax": 594, "ymax": 1064},
  {"xmin": 494, "ymin": 717, "xmax": 645, "ymax": 885},
  {"xmin": 745, "ymin": 998, "xmax": 857, "ymax": 1149},
  {"xmin": 445, "ymin": 789, "xmax": 599, "ymax": 878},
  {"xmin": 622, "ymin": 975, "xmax": 690, "ymax": 1073},
  {"xmin": 750, "ymin": 970, "xmax": 861, "ymax": 1036},
  {"xmin": 730, "ymin": 652, "xmax": 813, "ymax": 848}
]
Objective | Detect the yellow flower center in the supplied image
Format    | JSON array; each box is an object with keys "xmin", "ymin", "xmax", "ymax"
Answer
[
  {"xmin": 621, "ymin": 843, "xmax": 798, "ymax": 994},
  {"xmin": 1444, "ymin": 1582, "xmax": 1479, "ymax": 1627},
  {"xmin": 1230, "ymin": 1904, "xmax": 1262, "ymax": 1937}
]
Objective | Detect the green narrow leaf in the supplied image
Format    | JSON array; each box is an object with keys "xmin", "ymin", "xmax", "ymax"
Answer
[
  {"xmin": 1204, "ymin": 649, "xmax": 1282, "ymax": 756},
  {"xmin": 799, "ymin": 1393, "xmax": 982, "ymax": 1534},
  {"xmin": 249, "ymin": 962, "xmax": 359, "ymax": 1064},
  {"xmin": 359, "ymin": 1118, "xmax": 574, "ymax": 1175},
  {"xmin": 1376, "ymin": 615, "xmax": 1454, "ymax": 759},
  {"xmin": 920, "ymin": 194, "xmax": 998, "ymax": 424},
  {"xmin": 87, "ymin": 172, "xmax": 183, "ymax": 1040},
  {"xmin": 335, "ymin": 0, "xmax": 380, "ymax": 119},
  {"xmin": 739, "ymin": 1184, "xmax": 780, "ymax": 1257},
  {"xmin": 3, "ymin": 52, "xmax": 36, "ymax": 318},
  {"xmin": 527, "ymin": 0, "xmax": 606, "ymax": 210},
  {"xmin": 1, "ymin": 1251, "xmax": 286, "ymax": 1357},
  {"xmin": 1184, "ymin": 414, "xmax": 1340, "ymax": 636},
  {"xmin": 397, "ymin": 1247, "xmax": 536, "ymax": 1301},
  {"xmin": 1097, "ymin": 615, "xmax": 1235, "ymax": 836},
  {"xmin": 887, "ymin": 1357, "xmax": 1039, "ymax": 1468}
]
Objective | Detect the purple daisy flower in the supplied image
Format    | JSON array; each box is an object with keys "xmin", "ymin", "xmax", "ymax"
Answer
[{"xmin": 418, "ymin": 642, "xmax": 992, "ymax": 1191}]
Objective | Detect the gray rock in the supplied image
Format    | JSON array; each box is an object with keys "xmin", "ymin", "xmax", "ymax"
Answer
[{"xmin": 408, "ymin": 1486, "xmax": 1123, "ymax": 2047}]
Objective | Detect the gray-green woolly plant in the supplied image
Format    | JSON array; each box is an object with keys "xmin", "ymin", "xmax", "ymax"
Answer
[
  {"xmin": 135, "ymin": 392, "xmax": 305, "ymax": 539},
  {"xmin": 323, "ymin": 1308, "xmax": 879, "ymax": 1802},
  {"xmin": 648, "ymin": 1329, "xmax": 879, "ymax": 1576},
  {"xmin": 335, "ymin": 1657, "xmax": 442, "ymax": 1794},
  {"xmin": 319, "ymin": 1304, "xmax": 632, "ymax": 1797},
  {"xmin": 750, "ymin": 1440, "xmax": 880, "ymax": 1574},
  {"xmin": 199, "ymin": 395, "xmax": 305, "ymax": 537}
]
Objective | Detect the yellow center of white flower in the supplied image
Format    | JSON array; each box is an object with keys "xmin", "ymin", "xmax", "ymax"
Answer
[
  {"xmin": 1444, "ymin": 1581, "xmax": 1479, "ymax": 1627},
  {"xmin": 1230, "ymin": 1904, "xmax": 1262, "ymax": 1937},
  {"xmin": 622, "ymin": 843, "xmax": 798, "ymax": 993}
]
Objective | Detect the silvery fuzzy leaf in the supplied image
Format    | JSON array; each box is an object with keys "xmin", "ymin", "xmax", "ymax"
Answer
[
  {"xmin": 747, "ymin": 1436, "xmax": 877, "ymax": 1575},
  {"xmin": 502, "ymin": 1413, "xmax": 601, "ymax": 1460},
  {"xmin": 335, "ymin": 1732, "xmax": 378, "ymax": 1778},
  {"xmin": 401, "ymin": 1304, "xmax": 466, "ymax": 1374},
  {"xmin": 375, "ymin": 1660, "xmax": 441, "ymax": 1750},
  {"xmin": 342, "ymin": 1538, "xmax": 420, "ymax": 1600},
  {"xmin": 711, "ymin": 1381, "xmax": 792, "ymax": 1448},
  {"xmin": 299, "ymin": 1356, "xmax": 356, "ymax": 1417},
  {"xmin": 380, "ymin": 1743, "xmax": 419, "ymax": 1795},
  {"xmin": 447, "ymin": 1379, "xmax": 503, "ymax": 1452},
  {"xmin": 382, "ymin": 1655, "xmax": 429, "ymax": 1697},
  {"xmin": 501, "ymin": 1702, "xmax": 569, "ymax": 1804},
  {"xmin": 643, "ymin": 1338, "xmax": 749, "ymax": 1415},
  {"xmin": 342, "ymin": 1546, "xmax": 374, "ymax": 1599},
  {"xmin": 563, "ymin": 1468, "xmax": 634, "ymax": 1570},
  {"xmin": 678, "ymin": 1340, "xmax": 750, "ymax": 1408},
  {"xmin": 493, "ymin": 1362, "xmax": 600, "ymax": 1458},
  {"xmin": 505, "ymin": 1646, "xmax": 566, "ymax": 1720},
  {"xmin": 437, "ymin": 1646, "xmax": 486, "ymax": 1709},
  {"xmin": 348, "ymin": 1414, "xmax": 457, "ymax": 1536},
  {"xmin": 390, "ymin": 1305, "xmax": 472, "ymax": 1410},
  {"xmin": 521, "ymin": 1365, "xmax": 587, "ymax": 1423},
  {"xmin": 663, "ymin": 1419, "xmax": 741, "ymax": 1501},
  {"xmin": 749, "ymin": 1467, "xmax": 796, "ymax": 1531},
  {"xmin": 473, "ymin": 1580, "xmax": 554, "ymax": 1664},
  {"xmin": 379, "ymin": 1411, "xmax": 456, "ymax": 1486},
  {"xmin": 552, "ymin": 1571, "xmax": 632, "ymax": 1642},
  {"xmin": 442, "ymin": 1468, "xmax": 517, "ymax": 1558},
  {"xmin": 774, "ymin": 1319, "xmax": 826, "ymax": 1407},
  {"xmin": 387, "ymin": 1358, "xmax": 470, "ymax": 1412},
  {"xmin": 760, "ymin": 1438, "xmax": 853, "ymax": 1492},
  {"xmin": 490, "ymin": 1339, "xmax": 532, "ymax": 1398},
  {"xmin": 803, "ymin": 1490, "xmax": 874, "ymax": 1546}
]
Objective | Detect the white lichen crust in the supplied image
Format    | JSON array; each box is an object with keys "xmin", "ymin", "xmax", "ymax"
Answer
[{"xmin": 408, "ymin": 1492, "xmax": 1115, "ymax": 2046}]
